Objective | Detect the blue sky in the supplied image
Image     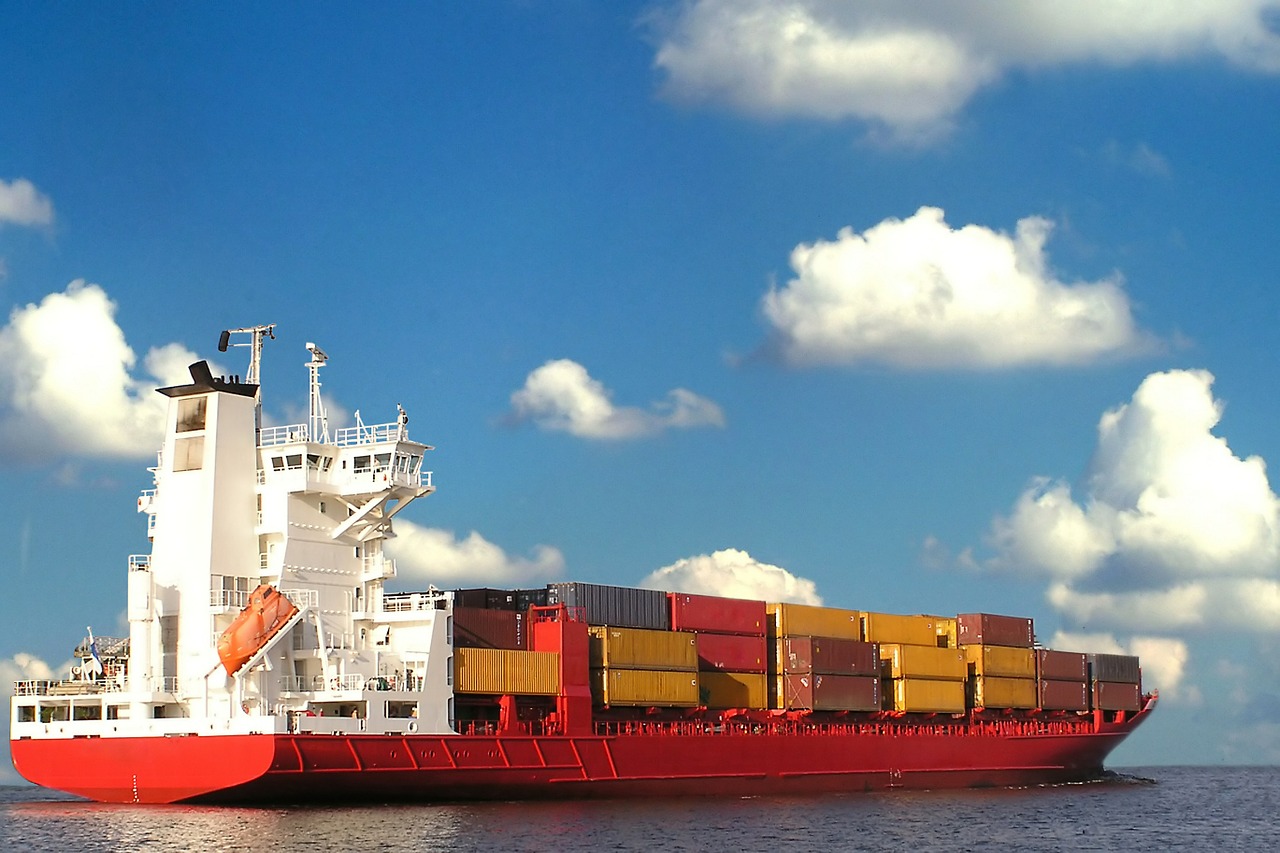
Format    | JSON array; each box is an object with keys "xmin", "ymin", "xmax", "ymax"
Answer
[{"xmin": 3, "ymin": 1, "xmax": 1280, "ymax": 772}]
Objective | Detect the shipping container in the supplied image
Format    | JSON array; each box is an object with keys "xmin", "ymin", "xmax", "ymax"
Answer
[
  {"xmin": 861, "ymin": 612, "xmax": 938, "ymax": 646},
  {"xmin": 669, "ymin": 592, "xmax": 767, "ymax": 636},
  {"xmin": 961, "ymin": 644, "xmax": 1036, "ymax": 678},
  {"xmin": 933, "ymin": 616, "xmax": 957, "ymax": 649},
  {"xmin": 780, "ymin": 637, "xmax": 879, "ymax": 676},
  {"xmin": 696, "ymin": 632, "xmax": 767, "ymax": 673},
  {"xmin": 453, "ymin": 588, "xmax": 511, "ymax": 610},
  {"xmin": 1093, "ymin": 680, "xmax": 1142, "ymax": 712},
  {"xmin": 887, "ymin": 678, "xmax": 966, "ymax": 713},
  {"xmin": 548, "ymin": 582, "xmax": 670, "ymax": 630},
  {"xmin": 777, "ymin": 673, "xmax": 880, "ymax": 712},
  {"xmin": 1037, "ymin": 678, "xmax": 1090, "ymax": 711},
  {"xmin": 453, "ymin": 606, "xmax": 523, "ymax": 650},
  {"xmin": 514, "ymin": 588, "xmax": 549, "ymax": 612},
  {"xmin": 1089, "ymin": 653, "xmax": 1142, "ymax": 685},
  {"xmin": 1037, "ymin": 649, "xmax": 1088, "ymax": 682},
  {"xmin": 593, "ymin": 668, "xmax": 700, "ymax": 707},
  {"xmin": 588, "ymin": 626, "xmax": 697, "ymax": 671},
  {"xmin": 968, "ymin": 675, "xmax": 1038, "ymax": 709},
  {"xmin": 699, "ymin": 671, "xmax": 768, "ymax": 710},
  {"xmin": 956, "ymin": 613, "xmax": 1034, "ymax": 648},
  {"xmin": 454, "ymin": 648, "xmax": 559, "ymax": 696},
  {"xmin": 879, "ymin": 644, "xmax": 967, "ymax": 681},
  {"xmin": 767, "ymin": 603, "xmax": 861, "ymax": 641}
]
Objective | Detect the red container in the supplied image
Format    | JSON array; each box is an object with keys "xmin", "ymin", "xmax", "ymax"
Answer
[
  {"xmin": 669, "ymin": 593, "xmax": 767, "ymax": 636},
  {"xmin": 956, "ymin": 613, "xmax": 1034, "ymax": 648},
  {"xmin": 696, "ymin": 632, "xmax": 767, "ymax": 673},
  {"xmin": 1037, "ymin": 678, "xmax": 1089, "ymax": 711},
  {"xmin": 782, "ymin": 637, "xmax": 879, "ymax": 676},
  {"xmin": 780, "ymin": 673, "xmax": 880, "ymax": 711},
  {"xmin": 454, "ymin": 606, "xmax": 524, "ymax": 650},
  {"xmin": 1037, "ymin": 649, "xmax": 1088, "ymax": 681},
  {"xmin": 1092, "ymin": 680, "xmax": 1142, "ymax": 712}
]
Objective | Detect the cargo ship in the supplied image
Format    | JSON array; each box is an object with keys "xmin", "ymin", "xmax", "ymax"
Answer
[{"xmin": 9, "ymin": 326, "xmax": 1155, "ymax": 804}]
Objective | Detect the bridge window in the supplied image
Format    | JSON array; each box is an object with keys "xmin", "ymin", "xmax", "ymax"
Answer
[
  {"xmin": 176, "ymin": 397, "xmax": 207, "ymax": 432},
  {"xmin": 174, "ymin": 437, "xmax": 204, "ymax": 471}
]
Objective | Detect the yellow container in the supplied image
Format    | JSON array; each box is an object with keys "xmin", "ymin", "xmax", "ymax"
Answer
[
  {"xmin": 593, "ymin": 668, "xmax": 700, "ymax": 707},
  {"xmin": 880, "ymin": 644, "xmax": 967, "ymax": 681},
  {"xmin": 767, "ymin": 603, "xmax": 862, "ymax": 640},
  {"xmin": 933, "ymin": 617, "xmax": 957, "ymax": 649},
  {"xmin": 962, "ymin": 644, "xmax": 1036, "ymax": 678},
  {"xmin": 970, "ymin": 675, "xmax": 1038, "ymax": 709},
  {"xmin": 888, "ymin": 678, "xmax": 966, "ymax": 713},
  {"xmin": 700, "ymin": 671, "xmax": 768, "ymax": 710},
  {"xmin": 588, "ymin": 626, "xmax": 697, "ymax": 671},
  {"xmin": 454, "ymin": 648, "xmax": 560, "ymax": 696},
  {"xmin": 861, "ymin": 612, "xmax": 938, "ymax": 646}
]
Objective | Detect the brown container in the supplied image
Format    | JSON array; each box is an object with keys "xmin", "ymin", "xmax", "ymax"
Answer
[
  {"xmin": 861, "ymin": 612, "xmax": 937, "ymax": 646},
  {"xmin": 699, "ymin": 671, "xmax": 768, "ymax": 709},
  {"xmin": 669, "ymin": 593, "xmax": 767, "ymax": 636},
  {"xmin": 777, "ymin": 673, "xmax": 880, "ymax": 711},
  {"xmin": 696, "ymin": 632, "xmax": 767, "ymax": 673},
  {"xmin": 969, "ymin": 675, "xmax": 1038, "ymax": 709},
  {"xmin": 956, "ymin": 613, "xmax": 1034, "ymax": 648},
  {"xmin": 781, "ymin": 637, "xmax": 879, "ymax": 676},
  {"xmin": 887, "ymin": 678, "xmax": 966, "ymax": 713},
  {"xmin": 454, "ymin": 647, "xmax": 560, "ymax": 695},
  {"xmin": 453, "ymin": 606, "xmax": 524, "ymax": 650},
  {"xmin": 962, "ymin": 644, "xmax": 1036, "ymax": 678},
  {"xmin": 593, "ymin": 668, "xmax": 700, "ymax": 707},
  {"xmin": 1037, "ymin": 649, "xmax": 1088, "ymax": 681},
  {"xmin": 588, "ymin": 626, "xmax": 697, "ymax": 671},
  {"xmin": 1093, "ymin": 680, "xmax": 1142, "ymax": 712},
  {"xmin": 1037, "ymin": 678, "xmax": 1090, "ymax": 711},
  {"xmin": 879, "ymin": 644, "xmax": 967, "ymax": 681},
  {"xmin": 767, "ymin": 603, "xmax": 862, "ymax": 641}
]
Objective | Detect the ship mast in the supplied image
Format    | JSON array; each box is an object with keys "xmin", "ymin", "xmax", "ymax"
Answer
[{"xmin": 218, "ymin": 324, "xmax": 276, "ymax": 429}]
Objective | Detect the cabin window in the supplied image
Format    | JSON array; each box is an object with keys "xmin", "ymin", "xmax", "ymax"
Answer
[
  {"xmin": 174, "ymin": 437, "xmax": 204, "ymax": 471},
  {"xmin": 271, "ymin": 456, "xmax": 285, "ymax": 472},
  {"xmin": 353, "ymin": 455, "xmax": 371, "ymax": 473},
  {"xmin": 318, "ymin": 501, "xmax": 327, "ymax": 515},
  {"xmin": 285, "ymin": 454, "xmax": 303, "ymax": 470},
  {"xmin": 176, "ymin": 397, "xmax": 207, "ymax": 432},
  {"xmin": 17, "ymin": 706, "xmax": 34, "ymax": 723},
  {"xmin": 374, "ymin": 453, "xmax": 391, "ymax": 472}
]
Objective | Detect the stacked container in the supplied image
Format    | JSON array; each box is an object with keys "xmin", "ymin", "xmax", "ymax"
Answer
[
  {"xmin": 452, "ymin": 606, "xmax": 524, "ymax": 650},
  {"xmin": 548, "ymin": 582, "xmax": 669, "ymax": 630},
  {"xmin": 768, "ymin": 604, "xmax": 881, "ymax": 711},
  {"xmin": 862, "ymin": 611, "xmax": 961, "ymax": 713},
  {"xmin": 670, "ymin": 593, "xmax": 769, "ymax": 710},
  {"xmin": 1089, "ymin": 653, "xmax": 1143, "ymax": 712},
  {"xmin": 1036, "ymin": 649, "xmax": 1090, "ymax": 711},
  {"xmin": 588, "ymin": 626, "xmax": 700, "ymax": 707},
  {"xmin": 957, "ymin": 613, "xmax": 1037, "ymax": 710},
  {"xmin": 454, "ymin": 647, "xmax": 560, "ymax": 695}
]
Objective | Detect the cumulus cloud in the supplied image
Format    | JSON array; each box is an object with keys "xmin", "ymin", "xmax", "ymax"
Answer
[
  {"xmin": 509, "ymin": 358, "xmax": 725, "ymax": 440},
  {"xmin": 0, "ymin": 282, "xmax": 201, "ymax": 462},
  {"xmin": 386, "ymin": 519, "xmax": 565, "ymax": 586},
  {"xmin": 0, "ymin": 178, "xmax": 54, "ymax": 227},
  {"xmin": 760, "ymin": 206, "xmax": 1145, "ymax": 369},
  {"xmin": 639, "ymin": 548, "xmax": 822, "ymax": 604},
  {"xmin": 651, "ymin": 1, "xmax": 1280, "ymax": 140}
]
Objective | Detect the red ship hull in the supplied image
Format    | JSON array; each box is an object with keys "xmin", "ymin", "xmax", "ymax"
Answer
[{"xmin": 11, "ymin": 696, "xmax": 1154, "ymax": 804}]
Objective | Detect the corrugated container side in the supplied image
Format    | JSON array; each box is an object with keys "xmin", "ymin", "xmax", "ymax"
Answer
[
  {"xmin": 588, "ymin": 626, "xmax": 697, "ymax": 671},
  {"xmin": 514, "ymin": 588, "xmax": 549, "ymax": 612},
  {"xmin": 779, "ymin": 636, "xmax": 812, "ymax": 672},
  {"xmin": 961, "ymin": 644, "xmax": 1036, "ymax": 678},
  {"xmin": 548, "ymin": 582, "xmax": 670, "ymax": 630},
  {"xmin": 879, "ymin": 644, "xmax": 967, "ymax": 680},
  {"xmin": 593, "ymin": 668, "xmax": 700, "ymax": 707},
  {"xmin": 485, "ymin": 589, "xmax": 517, "ymax": 610},
  {"xmin": 861, "ymin": 612, "xmax": 938, "ymax": 646},
  {"xmin": 1088, "ymin": 653, "xmax": 1142, "ymax": 685},
  {"xmin": 695, "ymin": 632, "xmax": 767, "ymax": 673},
  {"xmin": 1037, "ymin": 649, "xmax": 1089, "ymax": 681},
  {"xmin": 669, "ymin": 593, "xmax": 767, "ymax": 636},
  {"xmin": 968, "ymin": 675, "xmax": 1038, "ymax": 709},
  {"xmin": 767, "ymin": 603, "xmax": 862, "ymax": 640},
  {"xmin": 956, "ymin": 613, "xmax": 1035, "ymax": 648},
  {"xmin": 1093, "ymin": 680, "xmax": 1142, "ymax": 712},
  {"xmin": 454, "ymin": 648, "xmax": 560, "ymax": 695},
  {"xmin": 810, "ymin": 637, "xmax": 880, "ymax": 676},
  {"xmin": 699, "ymin": 671, "xmax": 768, "ymax": 709},
  {"xmin": 454, "ymin": 588, "xmax": 503, "ymax": 609},
  {"xmin": 453, "ymin": 606, "xmax": 524, "ymax": 650},
  {"xmin": 778, "ymin": 673, "xmax": 880, "ymax": 711},
  {"xmin": 1037, "ymin": 678, "xmax": 1090, "ymax": 711},
  {"xmin": 887, "ymin": 678, "xmax": 967, "ymax": 713}
]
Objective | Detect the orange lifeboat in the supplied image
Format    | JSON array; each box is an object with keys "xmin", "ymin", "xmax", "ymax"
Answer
[{"xmin": 217, "ymin": 585, "xmax": 300, "ymax": 676}]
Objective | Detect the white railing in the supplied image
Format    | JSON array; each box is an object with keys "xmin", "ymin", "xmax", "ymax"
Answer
[
  {"xmin": 13, "ymin": 680, "xmax": 55, "ymax": 696},
  {"xmin": 327, "ymin": 674, "xmax": 366, "ymax": 692},
  {"xmin": 334, "ymin": 421, "xmax": 402, "ymax": 446},
  {"xmin": 258, "ymin": 424, "xmax": 310, "ymax": 447},
  {"xmin": 280, "ymin": 675, "xmax": 326, "ymax": 693},
  {"xmin": 360, "ymin": 555, "xmax": 396, "ymax": 581},
  {"xmin": 151, "ymin": 677, "xmax": 179, "ymax": 694},
  {"xmin": 281, "ymin": 588, "xmax": 319, "ymax": 609},
  {"xmin": 128, "ymin": 554, "xmax": 151, "ymax": 571},
  {"xmin": 210, "ymin": 588, "xmax": 250, "ymax": 609}
]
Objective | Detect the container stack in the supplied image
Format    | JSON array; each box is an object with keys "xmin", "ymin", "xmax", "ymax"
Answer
[
  {"xmin": 1089, "ymin": 653, "xmax": 1143, "ymax": 712},
  {"xmin": 1035, "ymin": 649, "xmax": 1090, "ymax": 711},
  {"xmin": 957, "ymin": 612, "xmax": 1037, "ymax": 710},
  {"xmin": 865, "ymin": 612, "xmax": 963, "ymax": 713},
  {"xmin": 547, "ymin": 582, "xmax": 669, "ymax": 630},
  {"xmin": 669, "ymin": 593, "xmax": 769, "ymax": 710},
  {"xmin": 588, "ymin": 625, "xmax": 700, "ymax": 707},
  {"xmin": 768, "ymin": 604, "xmax": 881, "ymax": 711}
]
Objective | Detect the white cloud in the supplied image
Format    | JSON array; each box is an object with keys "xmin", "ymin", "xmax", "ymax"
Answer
[
  {"xmin": 0, "ymin": 282, "xmax": 202, "ymax": 461},
  {"xmin": 638, "ymin": 548, "xmax": 822, "ymax": 604},
  {"xmin": 1049, "ymin": 631, "xmax": 1187, "ymax": 697},
  {"xmin": 761, "ymin": 207, "xmax": 1145, "ymax": 369},
  {"xmin": 652, "ymin": 1, "xmax": 1280, "ymax": 140},
  {"xmin": 386, "ymin": 519, "xmax": 565, "ymax": 586},
  {"xmin": 0, "ymin": 178, "xmax": 54, "ymax": 227},
  {"xmin": 509, "ymin": 358, "xmax": 725, "ymax": 440}
]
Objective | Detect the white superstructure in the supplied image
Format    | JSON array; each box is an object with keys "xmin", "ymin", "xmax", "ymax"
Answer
[{"xmin": 12, "ymin": 327, "xmax": 457, "ymax": 739}]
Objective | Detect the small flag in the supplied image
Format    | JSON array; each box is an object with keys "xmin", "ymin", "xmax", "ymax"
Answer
[{"xmin": 87, "ymin": 626, "xmax": 104, "ymax": 676}]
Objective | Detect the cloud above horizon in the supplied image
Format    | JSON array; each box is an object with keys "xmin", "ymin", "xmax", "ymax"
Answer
[
  {"xmin": 760, "ymin": 206, "xmax": 1147, "ymax": 369},
  {"xmin": 639, "ymin": 547, "xmax": 823, "ymax": 605},
  {"xmin": 386, "ymin": 519, "xmax": 565, "ymax": 586},
  {"xmin": 0, "ymin": 178, "xmax": 54, "ymax": 227}
]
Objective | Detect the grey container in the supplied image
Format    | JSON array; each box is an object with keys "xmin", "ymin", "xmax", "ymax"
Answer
[
  {"xmin": 546, "ymin": 582, "xmax": 670, "ymax": 630},
  {"xmin": 1088, "ymin": 653, "xmax": 1141, "ymax": 684}
]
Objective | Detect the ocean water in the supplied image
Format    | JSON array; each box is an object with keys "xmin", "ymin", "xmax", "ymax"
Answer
[{"xmin": 1, "ymin": 766, "xmax": 1277, "ymax": 852}]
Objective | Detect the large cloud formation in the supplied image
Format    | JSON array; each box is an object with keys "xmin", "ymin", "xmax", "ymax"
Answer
[
  {"xmin": 639, "ymin": 548, "xmax": 822, "ymax": 604},
  {"xmin": 652, "ymin": 0, "xmax": 1280, "ymax": 141},
  {"xmin": 761, "ymin": 207, "xmax": 1145, "ymax": 368},
  {"xmin": 509, "ymin": 358, "xmax": 725, "ymax": 440},
  {"xmin": 386, "ymin": 519, "xmax": 565, "ymax": 586}
]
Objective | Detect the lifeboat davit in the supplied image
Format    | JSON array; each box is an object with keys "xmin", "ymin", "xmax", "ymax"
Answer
[{"xmin": 217, "ymin": 585, "xmax": 299, "ymax": 676}]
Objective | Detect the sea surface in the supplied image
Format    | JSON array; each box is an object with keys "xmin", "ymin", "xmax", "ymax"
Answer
[{"xmin": 1, "ymin": 766, "xmax": 1277, "ymax": 852}]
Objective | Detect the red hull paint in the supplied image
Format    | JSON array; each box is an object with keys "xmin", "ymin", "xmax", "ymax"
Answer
[{"xmin": 12, "ymin": 698, "xmax": 1154, "ymax": 805}]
